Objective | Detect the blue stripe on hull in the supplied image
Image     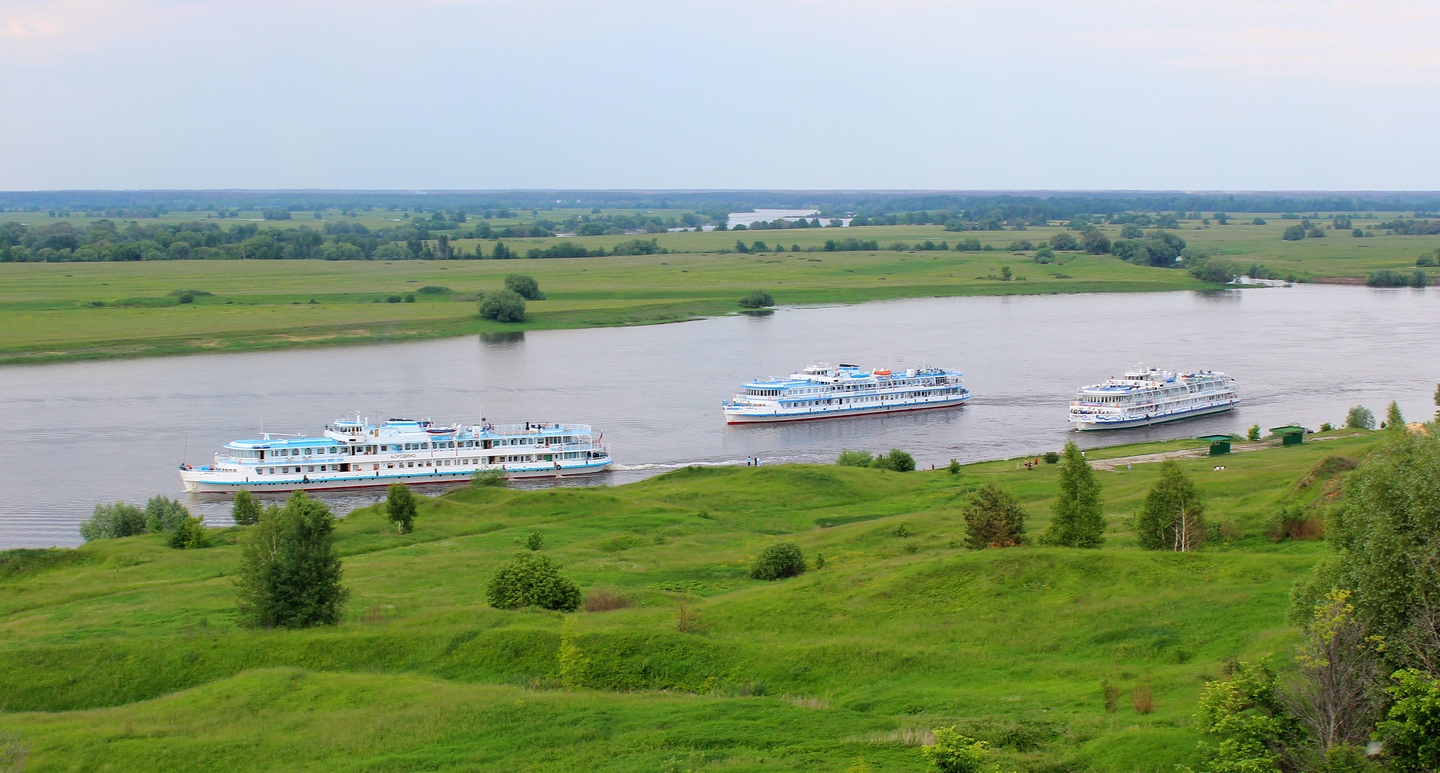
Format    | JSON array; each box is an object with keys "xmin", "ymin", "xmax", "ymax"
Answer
[{"xmin": 1071, "ymin": 402, "xmax": 1238, "ymax": 431}]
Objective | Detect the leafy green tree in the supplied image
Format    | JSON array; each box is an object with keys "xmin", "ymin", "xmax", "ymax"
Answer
[
  {"xmin": 1387, "ymin": 400, "xmax": 1406, "ymax": 431},
  {"xmin": 525, "ymin": 531, "xmax": 545, "ymax": 551},
  {"xmin": 144, "ymin": 495, "xmax": 191, "ymax": 532},
  {"xmin": 490, "ymin": 241, "xmax": 513, "ymax": 259},
  {"xmin": 232, "ymin": 489, "xmax": 261, "ymax": 526},
  {"xmin": 235, "ymin": 492, "xmax": 348, "ymax": 629},
  {"xmin": 78, "ymin": 501, "xmax": 147, "ymax": 541},
  {"xmin": 486, "ymin": 552, "xmax": 581, "ymax": 611},
  {"xmin": 1194, "ymin": 660, "xmax": 1303, "ymax": 773},
  {"xmin": 1033, "ymin": 246, "xmax": 1056, "ymax": 264},
  {"xmin": 168, "ymin": 514, "xmax": 209, "ymax": 549},
  {"xmin": 750, "ymin": 542, "xmax": 806, "ymax": 580},
  {"xmin": 872, "ymin": 449, "xmax": 916, "ymax": 472},
  {"xmin": 1248, "ymin": 424, "xmax": 1262, "ymax": 441},
  {"xmin": 1135, "ymin": 460, "xmax": 1206, "ymax": 551},
  {"xmin": 1346, "ymin": 405, "xmax": 1375, "ymax": 430},
  {"xmin": 921, "ymin": 727, "xmax": 988, "ymax": 773},
  {"xmin": 1049, "ymin": 232, "xmax": 1080, "ymax": 251},
  {"xmin": 1082, "ymin": 229, "xmax": 1111, "ymax": 254},
  {"xmin": 503, "ymin": 274, "xmax": 545, "ymax": 300},
  {"xmin": 948, "ymin": 458, "xmax": 962, "ymax": 475},
  {"xmin": 738, "ymin": 290, "xmax": 774, "ymax": 308},
  {"xmin": 837, "ymin": 449, "xmax": 874, "ymax": 467},
  {"xmin": 962, "ymin": 481, "xmax": 1027, "ymax": 549},
  {"xmin": 1283, "ymin": 225, "xmax": 1307, "ymax": 241},
  {"xmin": 384, "ymin": 482, "xmax": 416, "ymax": 534},
  {"xmin": 1120, "ymin": 224, "xmax": 1143, "ymax": 239},
  {"xmin": 1379, "ymin": 669, "xmax": 1440, "ymax": 773},
  {"xmin": 1043, "ymin": 442, "xmax": 1105, "ymax": 548},
  {"xmin": 479, "ymin": 288, "xmax": 526, "ymax": 322}
]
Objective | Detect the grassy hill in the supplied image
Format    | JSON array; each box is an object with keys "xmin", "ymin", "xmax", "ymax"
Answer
[{"xmin": 0, "ymin": 431, "xmax": 1385, "ymax": 771}]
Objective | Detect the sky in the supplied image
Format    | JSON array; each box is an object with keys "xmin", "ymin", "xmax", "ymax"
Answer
[{"xmin": 1, "ymin": 0, "xmax": 1437, "ymax": 191}]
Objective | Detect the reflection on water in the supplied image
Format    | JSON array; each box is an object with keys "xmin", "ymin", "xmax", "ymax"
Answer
[{"xmin": 2, "ymin": 284, "xmax": 1437, "ymax": 547}]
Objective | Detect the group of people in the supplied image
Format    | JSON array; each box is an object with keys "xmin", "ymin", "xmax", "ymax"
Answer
[{"xmin": 745, "ymin": 456, "xmax": 762, "ymax": 467}]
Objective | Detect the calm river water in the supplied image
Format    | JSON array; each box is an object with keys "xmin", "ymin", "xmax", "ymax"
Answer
[{"xmin": 2, "ymin": 284, "xmax": 1436, "ymax": 548}]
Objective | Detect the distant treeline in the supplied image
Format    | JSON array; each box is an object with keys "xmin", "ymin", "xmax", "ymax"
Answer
[{"xmin": 5, "ymin": 190, "xmax": 1440, "ymax": 221}]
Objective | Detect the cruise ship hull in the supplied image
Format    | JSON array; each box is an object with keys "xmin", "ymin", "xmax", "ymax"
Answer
[
  {"xmin": 181, "ymin": 459, "xmax": 613, "ymax": 493},
  {"xmin": 1070, "ymin": 401, "xmax": 1238, "ymax": 431},
  {"xmin": 725, "ymin": 396, "xmax": 970, "ymax": 424}
]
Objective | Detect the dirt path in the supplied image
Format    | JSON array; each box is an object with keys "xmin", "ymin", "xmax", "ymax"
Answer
[{"xmin": 1086, "ymin": 436, "xmax": 1338, "ymax": 470}]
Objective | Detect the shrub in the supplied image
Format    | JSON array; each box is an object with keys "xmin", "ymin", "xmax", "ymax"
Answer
[
  {"xmin": 922, "ymin": 727, "xmax": 989, "ymax": 773},
  {"xmin": 582, "ymin": 587, "xmax": 631, "ymax": 612},
  {"xmin": 479, "ymin": 289, "xmax": 526, "ymax": 322},
  {"xmin": 417, "ymin": 285, "xmax": 451, "ymax": 294},
  {"xmin": 1346, "ymin": 405, "xmax": 1376, "ymax": 430},
  {"xmin": 1366, "ymin": 269, "xmax": 1418, "ymax": 288},
  {"xmin": 503, "ymin": 274, "xmax": 545, "ymax": 300},
  {"xmin": 948, "ymin": 458, "xmax": 962, "ymax": 474},
  {"xmin": 232, "ymin": 489, "xmax": 261, "ymax": 526},
  {"xmin": 836, "ymin": 449, "xmax": 874, "ymax": 467},
  {"xmin": 1268, "ymin": 505, "xmax": 1324, "ymax": 541},
  {"xmin": 738, "ymin": 290, "xmax": 774, "ymax": 309},
  {"xmin": 872, "ymin": 449, "xmax": 916, "ymax": 472},
  {"xmin": 1042, "ymin": 451, "xmax": 1060, "ymax": 464},
  {"xmin": 144, "ymin": 495, "xmax": 191, "ymax": 532},
  {"xmin": 471, "ymin": 468, "xmax": 506, "ymax": 487},
  {"xmin": 78, "ymin": 501, "xmax": 146, "ymax": 541},
  {"xmin": 750, "ymin": 541, "xmax": 806, "ymax": 580},
  {"xmin": 1247, "ymin": 424, "xmax": 1261, "ymax": 441},
  {"xmin": 1049, "ymin": 232, "xmax": 1079, "ymax": 251},
  {"xmin": 1319, "ymin": 422, "xmax": 1334, "ymax": 432},
  {"xmin": 1033, "ymin": 246, "xmax": 1056, "ymax": 264},
  {"xmin": 168, "ymin": 514, "xmax": 209, "ymax": 549},
  {"xmin": 525, "ymin": 531, "xmax": 545, "ymax": 551},
  {"xmin": 1131, "ymin": 681, "xmax": 1156, "ymax": 714},
  {"xmin": 962, "ymin": 481, "xmax": 1027, "ymax": 549},
  {"xmin": 486, "ymin": 552, "xmax": 581, "ymax": 611}
]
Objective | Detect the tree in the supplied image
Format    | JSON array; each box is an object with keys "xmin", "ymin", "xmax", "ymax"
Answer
[
  {"xmin": 1284, "ymin": 590, "xmax": 1379, "ymax": 753},
  {"xmin": 526, "ymin": 531, "xmax": 544, "ymax": 551},
  {"xmin": 232, "ymin": 489, "xmax": 261, "ymax": 526},
  {"xmin": 1248, "ymin": 424, "xmax": 1262, "ymax": 441},
  {"xmin": 144, "ymin": 494, "xmax": 191, "ymax": 532},
  {"xmin": 486, "ymin": 552, "xmax": 581, "ymax": 611},
  {"xmin": 384, "ymin": 482, "xmax": 416, "ymax": 534},
  {"xmin": 1346, "ymin": 405, "xmax": 1375, "ymax": 430},
  {"xmin": 1033, "ymin": 245, "xmax": 1056, "ymax": 264},
  {"xmin": 1387, "ymin": 400, "xmax": 1406, "ymax": 431},
  {"xmin": 168, "ymin": 514, "xmax": 209, "ymax": 549},
  {"xmin": 1049, "ymin": 232, "xmax": 1080, "ymax": 251},
  {"xmin": 235, "ymin": 492, "xmax": 348, "ymax": 629},
  {"xmin": 491, "ymin": 241, "xmax": 513, "ymax": 259},
  {"xmin": 1135, "ymin": 460, "xmax": 1206, "ymax": 552},
  {"xmin": 1283, "ymin": 225, "xmax": 1307, "ymax": 241},
  {"xmin": 78, "ymin": 501, "xmax": 147, "ymax": 541},
  {"xmin": 837, "ymin": 449, "xmax": 874, "ymax": 467},
  {"xmin": 479, "ymin": 289, "xmax": 526, "ymax": 322},
  {"xmin": 1120, "ymin": 224, "xmax": 1144, "ymax": 239},
  {"xmin": 751, "ymin": 542, "xmax": 806, "ymax": 580},
  {"xmin": 1043, "ymin": 441, "xmax": 1105, "ymax": 548},
  {"xmin": 504, "ymin": 273, "xmax": 545, "ymax": 300},
  {"xmin": 922, "ymin": 727, "xmax": 988, "ymax": 773},
  {"xmin": 1082, "ymin": 229, "xmax": 1111, "ymax": 254},
  {"xmin": 963, "ymin": 481, "xmax": 1027, "ymax": 549},
  {"xmin": 738, "ymin": 290, "xmax": 774, "ymax": 308}
]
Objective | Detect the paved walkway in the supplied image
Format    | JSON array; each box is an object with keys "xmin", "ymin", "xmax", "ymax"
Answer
[{"xmin": 1086, "ymin": 436, "xmax": 1337, "ymax": 470}]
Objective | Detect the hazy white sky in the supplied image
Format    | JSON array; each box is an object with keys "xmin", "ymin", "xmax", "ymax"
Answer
[{"xmin": 1, "ymin": 0, "xmax": 1437, "ymax": 190}]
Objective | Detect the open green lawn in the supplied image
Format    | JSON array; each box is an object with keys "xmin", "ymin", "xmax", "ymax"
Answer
[
  {"xmin": 0, "ymin": 431, "xmax": 1385, "ymax": 771},
  {"xmin": 3, "ymin": 215, "xmax": 1438, "ymax": 364}
]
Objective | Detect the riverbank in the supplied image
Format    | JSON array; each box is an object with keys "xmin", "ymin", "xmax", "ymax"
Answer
[{"xmin": 0, "ymin": 430, "xmax": 1388, "ymax": 770}]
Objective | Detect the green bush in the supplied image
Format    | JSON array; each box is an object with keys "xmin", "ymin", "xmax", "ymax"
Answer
[
  {"xmin": 963, "ymin": 482, "xmax": 1027, "ymax": 550},
  {"xmin": 1247, "ymin": 424, "xmax": 1261, "ymax": 441},
  {"xmin": 504, "ymin": 274, "xmax": 545, "ymax": 300},
  {"xmin": 479, "ymin": 289, "xmax": 526, "ymax": 322},
  {"xmin": 168, "ymin": 515, "xmax": 209, "ymax": 550},
  {"xmin": 922, "ymin": 727, "xmax": 989, "ymax": 773},
  {"xmin": 737, "ymin": 290, "xmax": 774, "ymax": 309},
  {"xmin": 750, "ymin": 542, "xmax": 806, "ymax": 581},
  {"xmin": 384, "ymin": 483, "xmax": 416, "ymax": 534},
  {"xmin": 232, "ymin": 489, "xmax": 261, "ymax": 526},
  {"xmin": 486, "ymin": 552, "xmax": 581, "ymax": 611},
  {"xmin": 1346, "ymin": 405, "xmax": 1375, "ymax": 430},
  {"xmin": 836, "ymin": 449, "xmax": 873, "ymax": 467},
  {"xmin": 471, "ymin": 468, "xmax": 506, "ymax": 487},
  {"xmin": 872, "ymin": 449, "xmax": 916, "ymax": 472},
  {"xmin": 948, "ymin": 458, "xmax": 962, "ymax": 474},
  {"xmin": 525, "ymin": 531, "xmax": 545, "ymax": 551},
  {"xmin": 1042, "ymin": 451, "xmax": 1060, "ymax": 464},
  {"xmin": 78, "ymin": 501, "xmax": 146, "ymax": 541},
  {"xmin": 145, "ymin": 495, "xmax": 191, "ymax": 533}
]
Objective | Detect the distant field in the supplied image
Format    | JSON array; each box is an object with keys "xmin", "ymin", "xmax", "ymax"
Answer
[
  {"xmin": 0, "ymin": 430, "xmax": 1387, "ymax": 771},
  {"xmin": 2, "ymin": 213, "xmax": 1438, "ymax": 363}
]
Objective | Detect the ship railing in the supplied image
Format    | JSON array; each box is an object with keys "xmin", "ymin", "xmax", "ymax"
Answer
[{"xmin": 477, "ymin": 422, "xmax": 594, "ymax": 436}]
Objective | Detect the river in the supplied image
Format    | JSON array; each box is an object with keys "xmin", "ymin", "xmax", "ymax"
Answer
[{"xmin": 2, "ymin": 284, "xmax": 1436, "ymax": 548}]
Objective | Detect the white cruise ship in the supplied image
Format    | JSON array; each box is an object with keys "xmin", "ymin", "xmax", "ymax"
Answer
[
  {"xmin": 1068, "ymin": 367, "xmax": 1239, "ymax": 431},
  {"xmin": 723, "ymin": 363, "xmax": 969, "ymax": 424},
  {"xmin": 179, "ymin": 416, "xmax": 611, "ymax": 492}
]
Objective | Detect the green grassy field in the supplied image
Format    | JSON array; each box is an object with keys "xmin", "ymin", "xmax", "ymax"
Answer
[
  {"xmin": 3, "ymin": 214, "xmax": 1438, "ymax": 364},
  {"xmin": 0, "ymin": 430, "xmax": 1385, "ymax": 771}
]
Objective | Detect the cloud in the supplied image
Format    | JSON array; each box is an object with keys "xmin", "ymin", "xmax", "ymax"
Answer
[{"xmin": 0, "ymin": 0, "xmax": 207, "ymax": 65}]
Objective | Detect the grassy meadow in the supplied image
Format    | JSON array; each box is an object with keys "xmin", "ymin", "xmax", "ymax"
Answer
[
  {"xmin": 0, "ymin": 430, "xmax": 1387, "ymax": 771},
  {"xmin": 3, "ymin": 212, "xmax": 1439, "ymax": 363}
]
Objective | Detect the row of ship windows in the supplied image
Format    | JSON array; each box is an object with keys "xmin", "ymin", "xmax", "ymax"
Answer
[
  {"xmin": 253, "ymin": 453, "xmax": 588, "ymax": 475},
  {"xmin": 235, "ymin": 437, "xmax": 581, "ymax": 459}
]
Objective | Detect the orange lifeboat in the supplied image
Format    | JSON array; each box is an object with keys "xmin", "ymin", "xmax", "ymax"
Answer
[{"xmin": 872, "ymin": 368, "xmax": 892, "ymax": 376}]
